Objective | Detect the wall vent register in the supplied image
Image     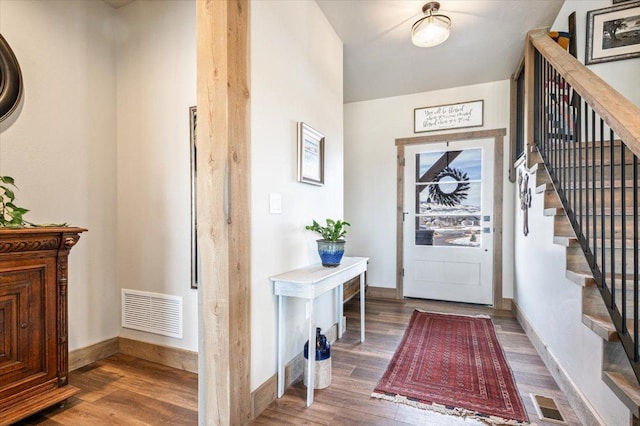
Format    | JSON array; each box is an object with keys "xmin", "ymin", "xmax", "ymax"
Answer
[{"xmin": 121, "ymin": 289, "xmax": 183, "ymax": 339}]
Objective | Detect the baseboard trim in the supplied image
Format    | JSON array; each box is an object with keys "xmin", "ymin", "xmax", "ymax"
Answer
[
  {"xmin": 250, "ymin": 321, "xmax": 341, "ymax": 419},
  {"xmin": 118, "ymin": 337, "xmax": 198, "ymax": 373},
  {"xmin": 366, "ymin": 286, "xmax": 397, "ymax": 300},
  {"xmin": 512, "ymin": 301, "xmax": 605, "ymax": 426},
  {"xmin": 69, "ymin": 337, "xmax": 120, "ymax": 371}
]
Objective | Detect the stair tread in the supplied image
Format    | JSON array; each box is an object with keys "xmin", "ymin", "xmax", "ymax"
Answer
[
  {"xmin": 603, "ymin": 371, "xmax": 640, "ymax": 415},
  {"xmin": 582, "ymin": 313, "xmax": 619, "ymax": 342},
  {"xmin": 543, "ymin": 207, "xmax": 563, "ymax": 217},
  {"xmin": 566, "ymin": 269, "xmax": 595, "ymax": 287},
  {"xmin": 535, "ymin": 182, "xmax": 554, "ymax": 194},
  {"xmin": 554, "ymin": 236, "xmax": 578, "ymax": 247}
]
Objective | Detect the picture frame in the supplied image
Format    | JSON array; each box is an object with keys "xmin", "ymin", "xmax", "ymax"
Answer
[
  {"xmin": 414, "ymin": 100, "xmax": 483, "ymax": 133},
  {"xmin": 586, "ymin": 1, "xmax": 640, "ymax": 65},
  {"xmin": 189, "ymin": 106, "xmax": 198, "ymax": 289},
  {"xmin": 297, "ymin": 122, "xmax": 324, "ymax": 186}
]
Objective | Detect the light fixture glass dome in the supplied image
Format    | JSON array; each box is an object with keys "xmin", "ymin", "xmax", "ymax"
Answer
[{"xmin": 411, "ymin": 2, "xmax": 451, "ymax": 47}]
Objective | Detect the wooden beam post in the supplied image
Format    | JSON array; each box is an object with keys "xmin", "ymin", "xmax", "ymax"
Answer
[{"xmin": 196, "ymin": 0, "xmax": 251, "ymax": 424}]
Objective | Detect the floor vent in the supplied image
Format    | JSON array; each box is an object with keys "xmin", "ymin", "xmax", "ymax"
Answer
[
  {"xmin": 122, "ymin": 289, "xmax": 183, "ymax": 339},
  {"xmin": 530, "ymin": 394, "xmax": 567, "ymax": 424}
]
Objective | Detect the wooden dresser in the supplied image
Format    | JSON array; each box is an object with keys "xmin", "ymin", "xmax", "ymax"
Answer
[{"xmin": 0, "ymin": 227, "xmax": 86, "ymax": 425}]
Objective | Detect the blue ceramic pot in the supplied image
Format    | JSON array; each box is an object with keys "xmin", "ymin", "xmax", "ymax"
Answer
[{"xmin": 316, "ymin": 239, "xmax": 345, "ymax": 267}]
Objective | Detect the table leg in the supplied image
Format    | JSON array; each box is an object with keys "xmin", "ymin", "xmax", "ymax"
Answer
[
  {"xmin": 306, "ymin": 302, "xmax": 315, "ymax": 406},
  {"xmin": 337, "ymin": 284, "xmax": 343, "ymax": 339},
  {"xmin": 360, "ymin": 272, "xmax": 365, "ymax": 342},
  {"xmin": 277, "ymin": 295, "xmax": 284, "ymax": 398}
]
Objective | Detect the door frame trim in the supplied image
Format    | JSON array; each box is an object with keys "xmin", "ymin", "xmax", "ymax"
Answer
[{"xmin": 395, "ymin": 128, "xmax": 507, "ymax": 308}]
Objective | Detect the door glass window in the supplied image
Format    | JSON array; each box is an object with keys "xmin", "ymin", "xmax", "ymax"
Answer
[{"xmin": 414, "ymin": 149, "xmax": 482, "ymax": 247}]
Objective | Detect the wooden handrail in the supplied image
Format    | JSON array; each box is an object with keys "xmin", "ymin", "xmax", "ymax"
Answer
[{"xmin": 528, "ymin": 30, "xmax": 640, "ymax": 159}]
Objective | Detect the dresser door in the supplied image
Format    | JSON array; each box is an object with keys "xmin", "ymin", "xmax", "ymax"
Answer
[{"xmin": 0, "ymin": 257, "xmax": 57, "ymax": 399}]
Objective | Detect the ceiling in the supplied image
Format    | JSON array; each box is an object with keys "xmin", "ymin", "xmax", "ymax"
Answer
[
  {"xmin": 102, "ymin": 0, "xmax": 564, "ymax": 103},
  {"xmin": 316, "ymin": 0, "xmax": 564, "ymax": 103}
]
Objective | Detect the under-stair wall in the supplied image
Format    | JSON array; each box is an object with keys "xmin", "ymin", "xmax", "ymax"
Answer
[{"xmin": 514, "ymin": 162, "xmax": 629, "ymax": 425}]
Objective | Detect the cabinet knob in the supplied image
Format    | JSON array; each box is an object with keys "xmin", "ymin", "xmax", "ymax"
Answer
[{"xmin": 21, "ymin": 323, "xmax": 27, "ymax": 329}]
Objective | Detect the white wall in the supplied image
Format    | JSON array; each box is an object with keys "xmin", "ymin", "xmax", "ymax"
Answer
[
  {"xmin": 250, "ymin": 0, "xmax": 343, "ymax": 390},
  {"xmin": 0, "ymin": 0, "xmax": 119, "ymax": 350},
  {"xmin": 116, "ymin": 0, "xmax": 197, "ymax": 351},
  {"xmin": 552, "ymin": 0, "xmax": 640, "ymax": 107},
  {"xmin": 344, "ymin": 81, "xmax": 514, "ymax": 298}
]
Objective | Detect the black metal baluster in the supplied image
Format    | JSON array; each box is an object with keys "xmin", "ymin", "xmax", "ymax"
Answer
[
  {"xmin": 634, "ymin": 155, "xmax": 638, "ymax": 361},
  {"xmin": 621, "ymin": 139, "xmax": 627, "ymax": 333},
  {"xmin": 577, "ymin": 93, "xmax": 583, "ymax": 238},
  {"xmin": 601, "ymin": 119, "xmax": 606, "ymax": 289},
  {"xmin": 592, "ymin": 110, "xmax": 597, "ymax": 268},
  {"xmin": 610, "ymin": 129, "xmax": 616, "ymax": 309},
  {"xmin": 584, "ymin": 102, "xmax": 590, "ymax": 253}
]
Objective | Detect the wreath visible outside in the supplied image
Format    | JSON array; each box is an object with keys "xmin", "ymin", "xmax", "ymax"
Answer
[{"xmin": 428, "ymin": 167, "xmax": 470, "ymax": 207}]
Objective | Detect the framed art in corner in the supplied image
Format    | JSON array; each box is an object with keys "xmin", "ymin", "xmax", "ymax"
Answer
[
  {"xmin": 297, "ymin": 122, "xmax": 324, "ymax": 186},
  {"xmin": 189, "ymin": 106, "xmax": 198, "ymax": 289},
  {"xmin": 586, "ymin": 1, "xmax": 640, "ymax": 64}
]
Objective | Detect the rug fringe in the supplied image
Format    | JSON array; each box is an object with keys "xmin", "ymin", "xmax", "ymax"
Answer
[
  {"xmin": 414, "ymin": 309, "xmax": 492, "ymax": 319},
  {"xmin": 371, "ymin": 392, "xmax": 530, "ymax": 426}
]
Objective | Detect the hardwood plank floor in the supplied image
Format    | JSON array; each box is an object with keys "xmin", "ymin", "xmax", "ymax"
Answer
[
  {"xmin": 254, "ymin": 297, "xmax": 581, "ymax": 425},
  {"xmin": 14, "ymin": 296, "xmax": 580, "ymax": 425},
  {"xmin": 14, "ymin": 354, "xmax": 197, "ymax": 426}
]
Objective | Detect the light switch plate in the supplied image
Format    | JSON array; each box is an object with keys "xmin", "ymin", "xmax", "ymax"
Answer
[{"xmin": 269, "ymin": 193, "xmax": 282, "ymax": 214}]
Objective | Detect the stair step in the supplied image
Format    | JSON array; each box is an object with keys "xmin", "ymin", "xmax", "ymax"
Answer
[
  {"xmin": 554, "ymin": 236, "xmax": 579, "ymax": 247},
  {"xmin": 566, "ymin": 269, "xmax": 595, "ymax": 287},
  {"xmin": 603, "ymin": 371, "xmax": 640, "ymax": 417},
  {"xmin": 582, "ymin": 313, "xmax": 619, "ymax": 341},
  {"xmin": 544, "ymin": 207, "xmax": 563, "ymax": 217}
]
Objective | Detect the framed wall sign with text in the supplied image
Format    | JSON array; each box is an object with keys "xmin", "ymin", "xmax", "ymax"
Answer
[{"xmin": 414, "ymin": 100, "xmax": 484, "ymax": 133}]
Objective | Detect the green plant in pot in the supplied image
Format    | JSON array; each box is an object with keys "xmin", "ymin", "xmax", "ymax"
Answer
[{"xmin": 306, "ymin": 218, "xmax": 350, "ymax": 267}]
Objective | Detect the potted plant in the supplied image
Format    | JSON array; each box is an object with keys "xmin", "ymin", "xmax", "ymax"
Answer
[{"xmin": 306, "ymin": 218, "xmax": 350, "ymax": 267}]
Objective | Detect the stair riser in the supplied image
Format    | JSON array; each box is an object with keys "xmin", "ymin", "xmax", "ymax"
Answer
[
  {"xmin": 540, "ymin": 144, "xmax": 633, "ymax": 163},
  {"xmin": 559, "ymin": 164, "xmax": 636, "ymax": 180},
  {"xmin": 560, "ymin": 188, "xmax": 637, "ymax": 212},
  {"xmin": 573, "ymin": 216, "xmax": 637, "ymax": 240}
]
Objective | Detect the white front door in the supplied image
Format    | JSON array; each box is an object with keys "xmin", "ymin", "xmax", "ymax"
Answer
[{"xmin": 403, "ymin": 138, "xmax": 494, "ymax": 305}]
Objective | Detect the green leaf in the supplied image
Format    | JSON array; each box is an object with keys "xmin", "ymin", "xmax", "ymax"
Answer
[
  {"xmin": 11, "ymin": 207, "xmax": 29, "ymax": 215},
  {"xmin": 0, "ymin": 176, "xmax": 15, "ymax": 185},
  {"xmin": 1, "ymin": 187, "xmax": 15, "ymax": 200}
]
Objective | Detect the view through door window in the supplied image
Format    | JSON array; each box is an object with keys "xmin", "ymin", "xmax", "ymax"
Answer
[{"xmin": 414, "ymin": 149, "xmax": 482, "ymax": 247}]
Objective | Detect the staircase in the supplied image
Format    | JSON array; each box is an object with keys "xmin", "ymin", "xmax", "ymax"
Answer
[
  {"xmin": 524, "ymin": 30, "xmax": 640, "ymax": 423},
  {"xmin": 530, "ymin": 151, "xmax": 640, "ymax": 420}
]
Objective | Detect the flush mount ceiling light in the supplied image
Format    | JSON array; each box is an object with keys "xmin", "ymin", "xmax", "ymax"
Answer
[{"xmin": 411, "ymin": 1, "xmax": 451, "ymax": 47}]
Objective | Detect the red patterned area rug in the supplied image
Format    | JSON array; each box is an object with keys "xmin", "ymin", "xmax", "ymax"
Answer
[{"xmin": 372, "ymin": 310, "xmax": 529, "ymax": 425}]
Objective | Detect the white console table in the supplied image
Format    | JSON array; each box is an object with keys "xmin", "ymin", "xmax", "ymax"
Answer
[{"xmin": 270, "ymin": 256, "xmax": 368, "ymax": 406}]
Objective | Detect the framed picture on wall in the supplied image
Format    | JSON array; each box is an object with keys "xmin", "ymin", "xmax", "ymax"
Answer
[
  {"xmin": 297, "ymin": 122, "xmax": 325, "ymax": 186},
  {"xmin": 189, "ymin": 106, "xmax": 198, "ymax": 289},
  {"xmin": 586, "ymin": 1, "xmax": 640, "ymax": 64}
]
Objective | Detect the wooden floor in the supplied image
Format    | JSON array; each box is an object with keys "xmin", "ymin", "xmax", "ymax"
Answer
[
  {"xmin": 253, "ymin": 297, "xmax": 582, "ymax": 425},
  {"xmin": 15, "ymin": 354, "xmax": 197, "ymax": 425},
  {"xmin": 15, "ymin": 296, "xmax": 580, "ymax": 425}
]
